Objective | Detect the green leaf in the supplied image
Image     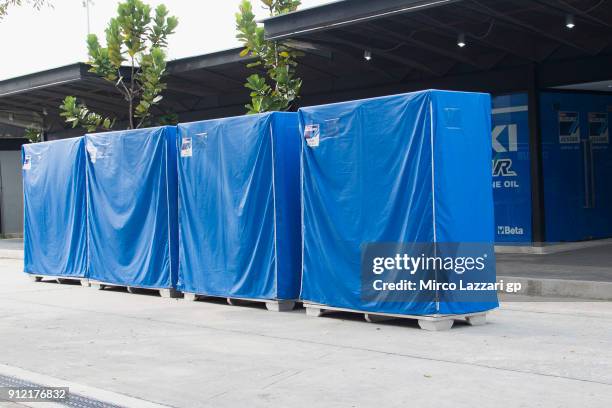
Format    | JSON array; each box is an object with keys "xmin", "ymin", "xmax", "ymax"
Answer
[
  {"xmin": 236, "ymin": 0, "xmax": 303, "ymax": 114},
  {"xmin": 67, "ymin": 0, "xmax": 178, "ymax": 129},
  {"xmin": 59, "ymin": 96, "xmax": 116, "ymax": 133}
]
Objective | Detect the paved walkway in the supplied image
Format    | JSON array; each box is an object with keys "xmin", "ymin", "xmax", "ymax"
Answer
[
  {"xmin": 6, "ymin": 238, "xmax": 611, "ymax": 282},
  {"xmin": 0, "ymin": 238, "xmax": 22, "ymax": 250},
  {"xmin": 0, "ymin": 239, "xmax": 23, "ymax": 260},
  {"xmin": 0, "ymin": 258, "xmax": 611, "ymax": 408},
  {"xmin": 497, "ymin": 243, "xmax": 612, "ymax": 282},
  {"xmin": 5, "ymin": 239, "xmax": 611, "ymax": 299}
]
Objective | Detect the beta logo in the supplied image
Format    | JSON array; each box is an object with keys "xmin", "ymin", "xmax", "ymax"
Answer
[
  {"xmin": 492, "ymin": 158, "xmax": 517, "ymax": 177},
  {"xmin": 497, "ymin": 225, "xmax": 524, "ymax": 235}
]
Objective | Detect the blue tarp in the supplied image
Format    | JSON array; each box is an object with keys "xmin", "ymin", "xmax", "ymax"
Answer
[
  {"xmin": 177, "ymin": 112, "xmax": 301, "ymax": 300},
  {"xmin": 299, "ymin": 90, "xmax": 498, "ymax": 315},
  {"xmin": 22, "ymin": 137, "xmax": 87, "ymax": 278},
  {"xmin": 85, "ymin": 126, "xmax": 178, "ymax": 288}
]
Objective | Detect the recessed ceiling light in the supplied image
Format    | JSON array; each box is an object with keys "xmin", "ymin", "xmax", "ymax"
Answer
[
  {"xmin": 565, "ymin": 14, "xmax": 575, "ymax": 29},
  {"xmin": 364, "ymin": 49, "xmax": 372, "ymax": 61},
  {"xmin": 457, "ymin": 33, "xmax": 466, "ymax": 48}
]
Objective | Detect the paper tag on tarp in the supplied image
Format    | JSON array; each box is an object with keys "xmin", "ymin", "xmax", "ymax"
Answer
[
  {"xmin": 22, "ymin": 155, "xmax": 31, "ymax": 170},
  {"xmin": 181, "ymin": 137, "xmax": 192, "ymax": 157},
  {"xmin": 304, "ymin": 124, "xmax": 320, "ymax": 147}
]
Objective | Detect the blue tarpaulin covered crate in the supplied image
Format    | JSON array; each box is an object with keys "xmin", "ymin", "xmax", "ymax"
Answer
[
  {"xmin": 299, "ymin": 90, "xmax": 498, "ymax": 316},
  {"xmin": 22, "ymin": 137, "xmax": 87, "ymax": 278},
  {"xmin": 177, "ymin": 112, "xmax": 301, "ymax": 302},
  {"xmin": 85, "ymin": 126, "xmax": 178, "ymax": 289}
]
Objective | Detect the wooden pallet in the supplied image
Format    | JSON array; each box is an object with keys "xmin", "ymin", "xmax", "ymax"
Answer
[
  {"xmin": 27, "ymin": 274, "xmax": 89, "ymax": 287},
  {"xmin": 303, "ymin": 302, "xmax": 489, "ymax": 331},
  {"xmin": 88, "ymin": 280, "xmax": 180, "ymax": 298},
  {"xmin": 183, "ymin": 292, "xmax": 296, "ymax": 312}
]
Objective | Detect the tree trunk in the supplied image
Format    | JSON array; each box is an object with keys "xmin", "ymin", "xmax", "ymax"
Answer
[{"xmin": 128, "ymin": 57, "xmax": 135, "ymax": 129}]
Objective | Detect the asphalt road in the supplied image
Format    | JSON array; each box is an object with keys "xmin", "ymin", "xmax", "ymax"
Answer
[{"xmin": 0, "ymin": 258, "xmax": 611, "ymax": 408}]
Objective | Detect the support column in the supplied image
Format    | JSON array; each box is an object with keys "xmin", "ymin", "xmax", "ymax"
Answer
[{"xmin": 527, "ymin": 64, "xmax": 546, "ymax": 245}]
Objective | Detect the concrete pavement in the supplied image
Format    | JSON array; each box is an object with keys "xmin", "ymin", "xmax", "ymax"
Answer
[
  {"xmin": 0, "ymin": 239, "xmax": 23, "ymax": 260},
  {"xmin": 497, "ymin": 243, "xmax": 612, "ymax": 282},
  {"xmin": 6, "ymin": 238, "xmax": 612, "ymax": 300},
  {"xmin": 0, "ymin": 258, "xmax": 611, "ymax": 407},
  {"xmin": 496, "ymin": 242, "xmax": 612, "ymax": 300}
]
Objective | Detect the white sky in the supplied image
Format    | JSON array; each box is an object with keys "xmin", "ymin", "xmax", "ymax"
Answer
[{"xmin": 0, "ymin": 0, "xmax": 331, "ymax": 81}]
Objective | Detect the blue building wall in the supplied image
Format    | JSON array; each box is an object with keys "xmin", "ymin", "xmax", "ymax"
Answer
[
  {"xmin": 491, "ymin": 91, "xmax": 612, "ymax": 244},
  {"xmin": 540, "ymin": 92, "xmax": 612, "ymax": 242},
  {"xmin": 492, "ymin": 94, "xmax": 532, "ymax": 243}
]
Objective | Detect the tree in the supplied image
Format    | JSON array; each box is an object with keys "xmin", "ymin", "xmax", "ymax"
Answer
[
  {"xmin": 235, "ymin": 0, "xmax": 302, "ymax": 114},
  {"xmin": 0, "ymin": 0, "xmax": 49, "ymax": 20},
  {"xmin": 60, "ymin": 0, "xmax": 178, "ymax": 131},
  {"xmin": 59, "ymin": 96, "xmax": 114, "ymax": 132},
  {"xmin": 24, "ymin": 126, "xmax": 43, "ymax": 143}
]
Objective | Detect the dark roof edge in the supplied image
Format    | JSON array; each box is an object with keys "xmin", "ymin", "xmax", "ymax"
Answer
[
  {"xmin": 0, "ymin": 48, "xmax": 253, "ymax": 97},
  {"xmin": 166, "ymin": 47, "xmax": 251, "ymax": 74},
  {"xmin": 0, "ymin": 63, "xmax": 89, "ymax": 98},
  {"xmin": 263, "ymin": 0, "xmax": 460, "ymax": 40},
  {"xmin": 0, "ymin": 137, "xmax": 28, "ymax": 150}
]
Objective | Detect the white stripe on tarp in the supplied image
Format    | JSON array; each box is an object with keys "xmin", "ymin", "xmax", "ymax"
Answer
[
  {"xmin": 492, "ymin": 105, "xmax": 528, "ymax": 114},
  {"xmin": 429, "ymin": 100, "xmax": 437, "ymax": 245},
  {"xmin": 84, "ymin": 137, "xmax": 91, "ymax": 279},
  {"xmin": 163, "ymin": 129, "xmax": 174, "ymax": 287},
  {"xmin": 298, "ymin": 120, "xmax": 305, "ymax": 297},
  {"xmin": 429, "ymin": 98, "xmax": 439, "ymax": 313},
  {"xmin": 269, "ymin": 121, "xmax": 280, "ymax": 297}
]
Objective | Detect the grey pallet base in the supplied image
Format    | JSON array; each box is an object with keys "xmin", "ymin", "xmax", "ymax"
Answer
[
  {"xmin": 27, "ymin": 274, "xmax": 89, "ymax": 287},
  {"xmin": 183, "ymin": 292, "xmax": 295, "ymax": 312},
  {"xmin": 303, "ymin": 303, "xmax": 488, "ymax": 331},
  {"xmin": 88, "ymin": 281, "xmax": 180, "ymax": 298}
]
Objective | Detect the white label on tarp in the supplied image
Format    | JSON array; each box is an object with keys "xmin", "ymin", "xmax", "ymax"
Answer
[
  {"xmin": 559, "ymin": 111, "xmax": 580, "ymax": 144},
  {"xmin": 22, "ymin": 155, "xmax": 31, "ymax": 170},
  {"xmin": 304, "ymin": 124, "xmax": 320, "ymax": 147},
  {"xmin": 86, "ymin": 141, "xmax": 98, "ymax": 163},
  {"xmin": 181, "ymin": 137, "xmax": 193, "ymax": 157},
  {"xmin": 588, "ymin": 112, "xmax": 609, "ymax": 144}
]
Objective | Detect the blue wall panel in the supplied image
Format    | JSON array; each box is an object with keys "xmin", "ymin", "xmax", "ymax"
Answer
[
  {"xmin": 540, "ymin": 92, "xmax": 612, "ymax": 242},
  {"xmin": 491, "ymin": 94, "xmax": 532, "ymax": 243}
]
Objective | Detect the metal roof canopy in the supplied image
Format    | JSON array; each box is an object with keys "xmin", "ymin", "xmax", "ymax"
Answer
[
  {"xmin": 264, "ymin": 0, "xmax": 612, "ymax": 101},
  {"xmin": 0, "ymin": 49, "xmax": 257, "ymax": 138},
  {"xmin": 263, "ymin": 0, "xmax": 612, "ymax": 246},
  {"xmin": 0, "ymin": 0, "xmax": 611, "ymax": 139},
  {"xmin": 0, "ymin": 44, "xmax": 360, "ymax": 138}
]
